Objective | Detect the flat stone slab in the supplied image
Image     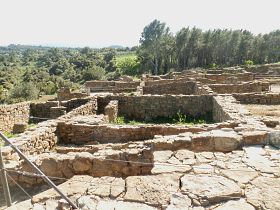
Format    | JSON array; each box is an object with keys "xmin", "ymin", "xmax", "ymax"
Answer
[
  {"xmin": 221, "ymin": 167, "xmax": 258, "ymax": 184},
  {"xmin": 213, "ymin": 199, "xmax": 255, "ymax": 210},
  {"xmin": 124, "ymin": 173, "xmax": 181, "ymax": 206},
  {"xmin": 245, "ymin": 177, "xmax": 280, "ymax": 210},
  {"xmin": 181, "ymin": 175, "xmax": 242, "ymax": 205}
]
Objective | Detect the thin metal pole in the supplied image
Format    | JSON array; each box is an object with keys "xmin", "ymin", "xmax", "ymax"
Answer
[
  {"xmin": 0, "ymin": 133, "xmax": 78, "ymax": 209},
  {"xmin": 0, "ymin": 146, "xmax": 12, "ymax": 207}
]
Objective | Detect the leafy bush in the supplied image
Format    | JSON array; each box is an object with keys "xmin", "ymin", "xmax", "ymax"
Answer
[
  {"xmin": 116, "ymin": 55, "xmax": 140, "ymax": 76},
  {"xmin": 83, "ymin": 66, "xmax": 106, "ymax": 81},
  {"xmin": 209, "ymin": 63, "xmax": 217, "ymax": 69},
  {"xmin": 244, "ymin": 60, "xmax": 254, "ymax": 66},
  {"xmin": 7, "ymin": 82, "xmax": 40, "ymax": 103}
]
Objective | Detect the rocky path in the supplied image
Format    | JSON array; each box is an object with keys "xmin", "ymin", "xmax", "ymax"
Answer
[{"xmin": 5, "ymin": 145, "xmax": 280, "ymax": 210}]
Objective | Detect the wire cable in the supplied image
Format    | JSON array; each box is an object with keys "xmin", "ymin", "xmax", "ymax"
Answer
[{"xmin": 6, "ymin": 173, "xmax": 32, "ymax": 200}]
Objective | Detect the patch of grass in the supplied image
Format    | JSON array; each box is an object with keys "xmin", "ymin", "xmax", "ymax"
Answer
[
  {"xmin": 114, "ymin": 111, "xmax": 212, "ymax": 126},
  {"xmin": 3, "ymin": 132, "xmax": 19, "ymax": 138},
  {"xmin": 28, "ymin": 123, "xmax": 37, "ymax": 129}
]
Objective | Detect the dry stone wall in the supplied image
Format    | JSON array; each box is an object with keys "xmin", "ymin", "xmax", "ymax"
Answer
[
  {"xmin": 2, "ymin": 120, "xmax": 58, "ymax": 160},
  {"xmin": 57, "ymin": 87, "xmax": 89, "ymax": 101},
  {"xmin": 205, "ymin": 72, "xmax": 254, "ymax": 83},
  {"xmin": 233, "ymin": 93, "xmax": 280, "ymax": 104},
  {"xmin": 57, "ymin": 123, "xmax": 203, "ymax": 144},
  {"xmin": 30, "ymin": 98, "xmax": 91, "ymax": 122},
  {"xmin": 97, "ymin": 95, "xmax": 213, "ymax": 121},
  {"xmin": 85, "ymin": 81, "xmax": 140, "ymax": 93},
  {"xmin": 209, "ymin": 82, "xmax": 269, "ymax": 94},
  {"xmin": 60, "ymin": 99, "xmax": 97, "ymax": 119},
  {"xmin": 0, "ymin": 102, "xmax": 30, "ymax": 133},
  {"xmin": 142, "ymin": 81, "xmax": 199, "ymax": 95}
]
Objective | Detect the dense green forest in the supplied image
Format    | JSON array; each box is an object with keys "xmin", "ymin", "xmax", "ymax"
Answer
[
  {"xmin": 138, "ymin": 20, "xmax": 280, "ymax": 75},
  {"xmin": 0, "ymin": 19, "xmax": 279, "ymax": 104}
]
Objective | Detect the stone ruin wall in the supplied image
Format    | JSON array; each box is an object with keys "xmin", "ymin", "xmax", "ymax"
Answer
[
  {"xmin": 2, "ymin": 98, "xmax": 98, "ymax": 160},
  {"xmin": 30, "ymin": 98, "xmax": 91, "ymax": 122},
  {"xmin": 59, "ymin": 98, "xmax": 97, "ymax": 119},
  {"xmin": 245, "ymin": 63, "xmax": 280, "ymax": 74},
  {"xmin": 57, "ymin": 87, "xmax": 89, "ymax": 101},
  {"xmin": 142, "ymin": 81, "xmax": 199, "ymax": 95},
  {"xmin": 205, "ymin": 72, "xmax": 254, "ymax": 83},
  {"xmin": 0, "ymin": 102, "xmax": 30, "ymax": 133},
  {"xmin": 209, "ymin": 82, "xmax": 269, "ymax": 94},
  {"xmin": 85, "ymin": 81, "xmax": 140, "ymax": 93},
  {"xmin": 97, "ymin": 95, "xmax": 213, "ymax": 121},
  {"xmin": 233, "ymin": 93, "xmax": 280, "ymax": 104},
  {"xmin": 56, "ymin": 123, "xmax": 202, "ymax": 145}
]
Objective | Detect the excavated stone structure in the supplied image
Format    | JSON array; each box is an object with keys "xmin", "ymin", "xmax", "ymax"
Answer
[{"xmin": 1, "ymin": 64, "xmax": 280, "ymax": 210}]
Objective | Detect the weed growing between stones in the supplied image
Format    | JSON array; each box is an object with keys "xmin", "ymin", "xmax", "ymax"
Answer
[
  {"xmin": 3, "ymin": 132, "xmax": 20, "ymax": 139},
  {"xmin": 114, "ymin": 111, "xmax": 213, "ymax": 125}
]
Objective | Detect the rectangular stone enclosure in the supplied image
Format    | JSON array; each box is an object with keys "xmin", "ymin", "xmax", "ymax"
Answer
[{"xmin": 97, "ymin": 95, "xmax": 226, "ymax": 122}]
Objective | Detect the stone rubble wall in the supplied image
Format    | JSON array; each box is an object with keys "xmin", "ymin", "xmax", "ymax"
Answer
[
  {"xmin": 30, "ymin": 98, "xmax": 91, "ymax": 122},
  {"xmin": 2, "ymin": 99, "xmax": 98, "ymax": 159},
  {"xmin": 85, "ymin": 81, "xmax": 140, "ymax": 93},
  {"xmin": 209, "ymin": 82, "xmax": 269, "ymax": 94},
  {"xmin": 59, "ymin": 98, "xmax": 97, "ymax": 120},
  {"xmin": 0, "ymin": 102, "xmax": 30, "ymax": 133},
  {"xmin": 56, "ymin": 123, "xmax": 204, "ymax": 145},
  {"xmin": 11, "ymin": 147, "xmax": 154, "ymax": 187},
  {"xmin": 104, "ymin": 100, "xmax": 118, "ymax": 123},
  {"xmin": 97, "ymin": 95, "xmax": 213, "ymax": 121},
  {"xmin": 57, "ymin": 87, "xmax": 89, "ymax": 101},
  {"xmin": 233, "ymin": 93, "xmax": 280, "ymax": 104},
  {"xmin": 212, "ymin": 95, "xmax": 251, "ymax": 122},
  {"xmin": 212, "ymin": 96, "xmax": 232, "ymax": 122},
  {"xmin": 2, "ymin": 120, "xmax": 58, "ymax": 160},
  {"xmin": 10, "ymin": 127, "xmax": 275, "ymax": 188},
  {"xmin": 205, "ymin": 72, "xmax": 254, "ymax": 83},
  {"xmin": 142, "ymin": 81, "xmax": 199, "ymax": 95},
  {"xmin": 245, "ymin": 63, "xmax": 280, "ymax": 74}
]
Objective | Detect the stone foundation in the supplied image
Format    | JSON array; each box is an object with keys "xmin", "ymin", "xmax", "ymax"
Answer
[
  {"xmin": 85, "ymin": 81, "xmax": 140, "ymax": 93},
  {"xmin": 104, "ymin": 100, "xmax": 118, "ymax": 123},
  {"xmin": 0, "ymin": 102, "xmax": 30, "ymax": 133},
  {"xmin": 209, "ymin": 82, "xmax": 269, "ymax": 94},
  {"xmin": 97, "ymin": 95, "xmax": 213, "ymax": 121},
  {"xmin": 57, "ymin": 87, "xmax": 89, "ymax": 101},
  {"xmin": 30, "ymin": 98, "xmax": 92, "ymax": 122},
  {"xmin": 143, "ymin": 81, "xmax": 199, "ymax": 95},
  {"xmin": 234, "ymin": 93, "xmax": 280, "ymax": 104}
]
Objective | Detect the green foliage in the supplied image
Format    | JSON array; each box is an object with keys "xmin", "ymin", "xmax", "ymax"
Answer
[
  {"xmin": 83, "ymin": 66, "xmax": 106, "ymax": 81},
  {"xmin": 7, "ymin": 82, "xmax": 40, "ymax": 103},
  {"xmin": 116, "ymin": 54, "xmax": 140, "ymax": 76},
  {"xmin": 244, "ymin": 60, "xmax": 254, "ymax": 66},
  {"xmin": 3, "ymin": 132, "xmax": 20, "ymax": 138},
  {"xmin": 114, "ymin": 112, "xmax": 210, "ymax": 126},
  {"xmin": 138, "ymin": 20, "xmax": 280, "ymax": 74},
  {"xmin": 115, "ymin": 116, "xmax": 126, "ymax": 124},
  {"xmin": 209, "ymin": 63, "xmax": 217, "ymax": 69}
]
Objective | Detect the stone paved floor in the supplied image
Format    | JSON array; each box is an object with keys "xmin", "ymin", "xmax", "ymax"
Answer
[{"xmin": 5, "ymin": 145, "xmax": 280, "ymax": 210}]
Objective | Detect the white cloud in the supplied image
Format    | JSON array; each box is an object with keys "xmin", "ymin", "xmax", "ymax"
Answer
[{"xmin": 0, "ymin": 0, "xmax": 279, "ymax": 47}]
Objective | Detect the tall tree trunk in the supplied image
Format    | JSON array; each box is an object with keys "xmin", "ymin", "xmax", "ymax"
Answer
[{"xmin": 154, "ymin": 57, "xmax": 158, "ymax": 75}]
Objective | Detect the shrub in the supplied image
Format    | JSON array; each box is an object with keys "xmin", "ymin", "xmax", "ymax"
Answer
[
  {"xmin": 7, "ymin": 82, "xmax": 40, "ymax": 103},
  {"xmin": 244, "ymin": 60, "xmax": 254, "ymax": 66},
  {"xmin": 116, "ymin": 55, "xmax": 140, "ymax": 76},
  {"xmin": 83, "ymin": 66, "xmax": 106, "ymax": 81}
]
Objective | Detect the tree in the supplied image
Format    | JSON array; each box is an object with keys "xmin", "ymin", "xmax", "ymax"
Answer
[
  {"xmin": 83, "ymin": 66, "xmax": 106, "ymax": 81},
  {"xmin": 7, "ymin": 82, "xmax": 40, "ymax": 103},
  {"xmin": 116, "ymin": 56, "xmax": 140, "ymax": 76},
  {"xmin": 138, "ymin": 19, "xmax": 171, "ymax": 75}
]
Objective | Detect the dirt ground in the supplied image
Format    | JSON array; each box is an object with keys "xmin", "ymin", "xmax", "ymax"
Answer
[{"xmin": 244, "ymin": 104, "xmax": 280, "ymax": 118}]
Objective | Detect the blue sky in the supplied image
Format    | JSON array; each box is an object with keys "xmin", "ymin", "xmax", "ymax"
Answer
[{"xmin": 0, "ymin": 0, "xmax": 279, "ymax": 47}]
